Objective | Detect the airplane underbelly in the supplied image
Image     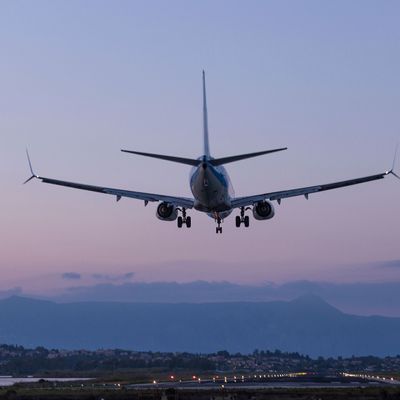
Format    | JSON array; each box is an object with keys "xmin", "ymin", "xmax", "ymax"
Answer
[{"xmin": 192, "ymin": 173, "xmax": 231, "ymax": 212}]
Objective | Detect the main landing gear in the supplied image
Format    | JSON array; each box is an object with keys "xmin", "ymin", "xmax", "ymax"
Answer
[
  {"xmin": 235, "ymin": 207, "xmax": 250, "ymax": 228},
  {"xmin": 177, "ymin": 208, "xmax": 191, "ymax": 229}
]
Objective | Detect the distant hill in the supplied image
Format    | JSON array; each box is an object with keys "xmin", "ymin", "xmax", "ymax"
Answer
[
  {"xmin": 49, "ymin": 280, "xmax": 400, "ymax": 317},
  {"xmin": 0, "ymin": 295, "xmax": 399, "ymax": 358}
]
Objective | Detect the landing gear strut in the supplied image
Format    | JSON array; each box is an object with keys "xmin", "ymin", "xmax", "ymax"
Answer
[
  {"xmin": 177, "ymin": 208, "xmax": 191, "ymax": 228},
  {"xmin": 216, "ymin": 216, "xmax": 223, "ymax": 234},
  {"xmin": 236, "ymin": 207, "xmax": 250, "ymax": 228}
]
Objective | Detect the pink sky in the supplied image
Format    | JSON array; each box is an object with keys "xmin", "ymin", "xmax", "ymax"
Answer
[{"xmin": 0, "ymin": 1, "xmax": 399, "ymax": 294}]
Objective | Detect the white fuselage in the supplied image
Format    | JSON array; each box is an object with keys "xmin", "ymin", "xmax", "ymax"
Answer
[{"xmin": 190, "ymin": 157, "xmax": 234, "ymax": 219}]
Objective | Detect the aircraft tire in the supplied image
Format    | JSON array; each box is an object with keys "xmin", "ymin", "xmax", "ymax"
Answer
[
  {"xmin": 177, "ymin": 216, "xmax": 183, "ymax": 228},
  {"xmin": 235, "ymin": 216, "xmax": 241, "ymax": 227}
]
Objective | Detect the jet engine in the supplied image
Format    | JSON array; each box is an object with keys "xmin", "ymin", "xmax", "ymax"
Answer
[
  {"xmin": 252, "ymin": 200, "xmax": 275, "ymax": 220},
  {"xmin": 156, "ymin": 202, "xmax": 178, "ymax": 221}
]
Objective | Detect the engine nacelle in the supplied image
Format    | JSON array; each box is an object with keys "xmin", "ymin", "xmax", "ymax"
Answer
[
  {"xmin": 156, "ymin": 202, "xmax": 178, "ymax": 221},
  {"xmin": 252, "ymin": 200, "xmax": 275, "ymax": 221}
]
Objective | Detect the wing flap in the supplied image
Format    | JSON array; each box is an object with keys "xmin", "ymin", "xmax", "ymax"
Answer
[
  {"xmin": 231, "ymin": 172, "xmax": 388, "ymax": 209},
  {"xmin": 39, "ymin": 177, "xmax": 194, "ymax": 208}
]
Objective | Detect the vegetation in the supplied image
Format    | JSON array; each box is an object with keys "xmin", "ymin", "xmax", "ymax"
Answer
[
  {"xmin": 0, "ymin": 386, "xmax": 399, "ymax": 400},
  {"xmin": 0, "ymin": 345, "xmax": 399, "ymax": 378}
]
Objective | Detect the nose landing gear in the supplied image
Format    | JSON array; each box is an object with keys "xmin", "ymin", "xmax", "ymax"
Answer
[
  {"xmin": 215, "ymin": 214, "xmax": 223, "ymax": 234},
  {"xmin": 177, "ymin": 208, "xmax": 191, "ymax": 228},
  {"xmin": 236, "ymin": 207, "xmax": 251, "ymax": 228}
]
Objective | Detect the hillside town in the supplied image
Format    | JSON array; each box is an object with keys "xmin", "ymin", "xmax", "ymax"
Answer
[{"xmin": 0, "ymin": 345, "xmax": 399, "ymax": 376}]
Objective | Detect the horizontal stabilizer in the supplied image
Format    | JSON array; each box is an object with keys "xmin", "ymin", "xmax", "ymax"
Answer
[
  {"xmin": 210, "ymin": 147, "xmax": 287, "ymax": 166},
  {"xmin": 121, "ymin": 150, "xmax": 201, "ymax": 166}
]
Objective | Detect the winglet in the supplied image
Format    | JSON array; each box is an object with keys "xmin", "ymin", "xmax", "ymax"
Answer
[
  {"xmin": 387, "ymin": 144, "xmax": 400, "ymax": 180},
  {"xmin": 23, "ymin": 149, "xmax": 38, "ymax": 184}
]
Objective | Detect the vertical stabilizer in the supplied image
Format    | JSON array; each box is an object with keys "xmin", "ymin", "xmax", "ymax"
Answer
[{"xmin": 202, "ymin": 70, "xmax": 210, "ymax": 157}]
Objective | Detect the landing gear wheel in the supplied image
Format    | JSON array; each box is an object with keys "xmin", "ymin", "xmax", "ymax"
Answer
[
  {"xmin": 177, "ymin": 208, "xmax": 191, "ymax": 229},
  {"xmin": 177, "ymin": 216, "xmax": 183, "ymax": 228},
  {"xmin": 236, "ymin": 207, "xmax": 250, "ymax": 229},
  {"xmin": 215, "ymin": 215, "xmax": 223, "ymax": 234}
]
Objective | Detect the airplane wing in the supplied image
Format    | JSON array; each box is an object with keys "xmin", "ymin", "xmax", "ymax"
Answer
[
  {"xmin": 37, "ymin": 176, "xmax": 194, "ymax": 208},
  {"xmin": 231, "ymin": 170, "xmax": 397, "ymax": 209},
  {"xmin": 24, "ymin": 152, "xmax": 194, "ymax": 209}
]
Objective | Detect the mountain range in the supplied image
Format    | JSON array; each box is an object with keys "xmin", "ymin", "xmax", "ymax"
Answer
[
  {"xmin": 0, "ymin": 295, "xmax": 399, "ymax": 357},
  {"xmin": 42, "ymin": 279, "xmax": 400, "ymax": 317}
]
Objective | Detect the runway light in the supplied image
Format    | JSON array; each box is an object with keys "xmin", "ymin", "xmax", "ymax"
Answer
[
  {"xmin": 170, "ymin": 376, "xmax": 174, "ymax": 380},
  {"xmin": 192, "ymin": 375, "xmax": 196, "ymax": 380},
  {"xmin": 153, "ymin": 380, "xmax": 157, "ymax": 384}
]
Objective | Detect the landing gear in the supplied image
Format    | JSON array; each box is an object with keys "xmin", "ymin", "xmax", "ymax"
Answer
[
  {"xmin": 215, "ymin": 215, "xmax": 223, "ymax": 234},
  {"xmin": 177, "ymin": 208, "xmax": 191, "ymax": 229},
  {"xmin": 236, "ymin": 207, "xmax": 250, "ymax": 228}
]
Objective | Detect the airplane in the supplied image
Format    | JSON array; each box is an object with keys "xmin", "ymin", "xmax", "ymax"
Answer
[{"xmin": 25, "ymin": 71, "xmax": 399, "ymax": 234}]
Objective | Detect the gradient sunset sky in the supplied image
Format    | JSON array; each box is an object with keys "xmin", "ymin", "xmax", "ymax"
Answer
[{"xmin": 1, "ymin": 0, "xmax": 399, "ymax": 293}]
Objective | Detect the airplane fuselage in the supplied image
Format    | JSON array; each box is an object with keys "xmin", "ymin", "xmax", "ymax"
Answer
[{"xmin": 190, "ymin": 157, "xmax": 234, "ymax": 219}]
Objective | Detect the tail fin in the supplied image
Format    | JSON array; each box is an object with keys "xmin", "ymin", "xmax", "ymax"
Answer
[{"xmin": 202, "ymin": 70, "xmax": 210, "ymax": 157}]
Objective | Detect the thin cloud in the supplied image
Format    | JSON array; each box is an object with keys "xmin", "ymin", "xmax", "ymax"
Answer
[
  {"xmin": 91, "ymin": 272, "xmax": 135, "ymax": 282},
  {"xmin": 62, "ymin": 272, "xmax": 82, "ymax": 280},
  {"xmin": 372, "ymin": 260, "xmax": 400, "ymax": 269},
  {"xmin": 0, "ymin": 287, "xmax": 23, "ymax": 298}
]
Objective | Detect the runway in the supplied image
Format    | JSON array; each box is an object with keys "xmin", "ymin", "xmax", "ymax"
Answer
[{"xmin": 126, "ymin": 374, "xmax": 400, "ymax": 391}]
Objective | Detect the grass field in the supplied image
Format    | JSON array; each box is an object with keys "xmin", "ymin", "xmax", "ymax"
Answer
[{"xmin": 0, "ymin": 386, "xmax": 399, "ymax": 400}]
